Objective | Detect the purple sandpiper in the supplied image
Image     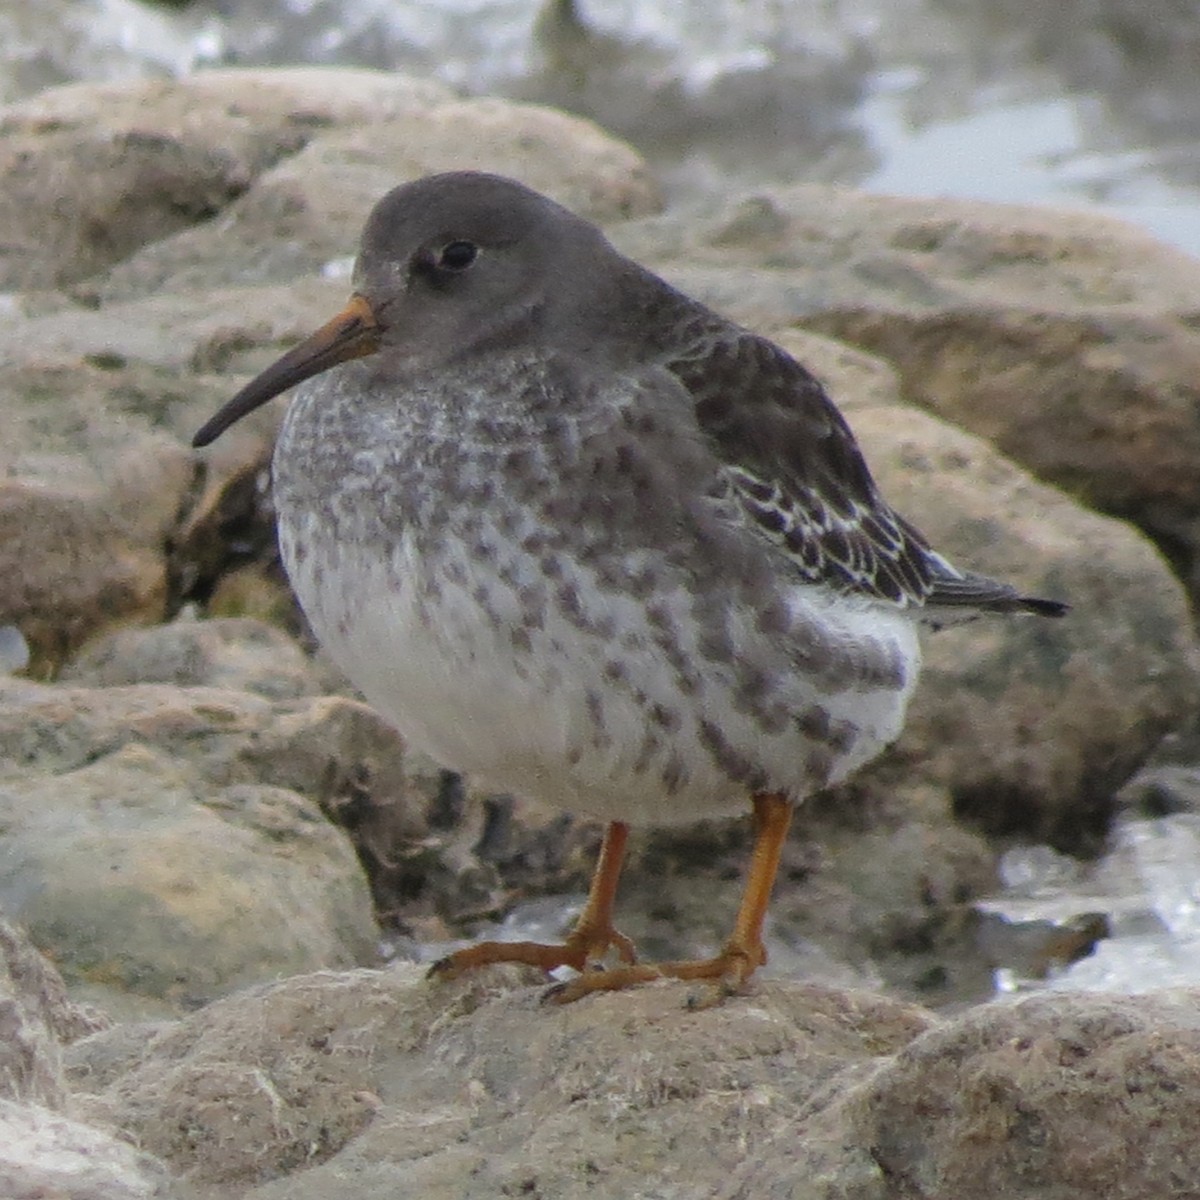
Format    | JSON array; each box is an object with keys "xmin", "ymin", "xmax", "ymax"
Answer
[{"xmin": 194, "ymin": 171, "xmax": 1065, "ymax": 1004}]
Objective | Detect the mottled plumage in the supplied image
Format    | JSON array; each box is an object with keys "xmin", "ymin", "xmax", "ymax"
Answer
[{"xmin": 194, "ymin": 171, "xmax": 1065, "ymax": 1002}]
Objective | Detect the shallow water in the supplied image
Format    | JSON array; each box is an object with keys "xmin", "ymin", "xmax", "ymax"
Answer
[{"xmin": 985, "ymin": 815, "xmax": 1200, "ymax": 998}]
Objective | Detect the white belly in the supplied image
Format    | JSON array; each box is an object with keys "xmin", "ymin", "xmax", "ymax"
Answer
[{"xmin": 280, "ymin": 512, "xmax": 921, "ymax": 826}]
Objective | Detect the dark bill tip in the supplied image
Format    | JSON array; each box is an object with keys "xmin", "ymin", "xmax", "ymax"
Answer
[{"xmin": 192, "ymin": 294, "xmax": 380, "ymax": 448}]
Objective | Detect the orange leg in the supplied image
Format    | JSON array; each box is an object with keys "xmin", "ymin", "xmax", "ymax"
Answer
[
  {"xmin": 544, "ymin": 792, "xmax": 793, "ymax": 1005},
  {"xmin": 428, "ymin": 820, "xmax": 637, "ymax": 979}
]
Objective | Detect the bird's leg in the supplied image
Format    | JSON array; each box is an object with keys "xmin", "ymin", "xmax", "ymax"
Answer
[
  {"xmin": 428, "ymin": 820, "xmax": 637, "ymax": 979},
  {"xmin": 544, "ymin": 792, "xmax": 793, "ymax": 1005}
]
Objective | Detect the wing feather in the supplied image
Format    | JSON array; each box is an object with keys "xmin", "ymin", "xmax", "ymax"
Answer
[{"xmin": 662, "ymin": 323, "xmax": 1065, "ymax": 620}]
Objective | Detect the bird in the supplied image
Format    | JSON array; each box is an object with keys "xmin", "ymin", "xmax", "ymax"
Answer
[{"xmin": 193, "ymin": 170, "xmax": 1066, "ymax": 1005}]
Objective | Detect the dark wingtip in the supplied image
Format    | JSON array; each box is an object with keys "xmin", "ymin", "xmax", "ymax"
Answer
[{"xmin": 1022, "ymin": 596, "xmax": 1070, "ymax": 618}]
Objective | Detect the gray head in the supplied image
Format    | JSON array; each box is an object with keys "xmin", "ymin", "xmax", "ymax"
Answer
[{"xmin": 192, "ymin": 172, "xmax": 621, "ymax": 447}]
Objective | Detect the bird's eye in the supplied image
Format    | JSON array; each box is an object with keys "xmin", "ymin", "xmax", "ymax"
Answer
[{"xmin": 437, "ymin": 240, "xmax": 479, "ymax": 271}]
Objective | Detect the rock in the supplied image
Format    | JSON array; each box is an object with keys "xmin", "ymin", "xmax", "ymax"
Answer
[
  {"xmin": 0, "ymin": 68, "xmax": 658, "ymax": 297},
  {"xmin": 0, "ymin": 915, "xmax": 106, "ymax": 1107},
  {"xmin": 0, "ymin": 1099, "xmax": 171, "ymax": 1200},
  {"xmin": 731, "ymin": 988, "xmax": 1200, "ymax": 1200},
  {"xmin": 96, "ymin": 95, "xmax": 660, "ymax": 305},
  {"xmin": 62, "ymin": 617, "xmax": 322, "ymax": 700},
  {"xmin": 0, "ymin": 354, "xmax": 260, "ymax": 674},
  {"xmin": 0, "ymin": 679, "xmax": 392, "ymax": 1009},
  {"xmin": 0, "ymin": 916, "xmax": 150, "ymax": 1198},
  {"xmin": 0, "ymin": 482, "xmax": 168, "ymax": 677},
  {"xmin": 0, "ymin": 68, "xmax": 453, "ymax": 292},
  {"xmin": 67, "ymin": 967, "xmax": 934, "ymax": 1194},
  {"xmin": 846, "ymin": 387, "xmax": 1200, "ymax": 852},
  {"xmin": 61, "ymin": 968, "xmax": 1200, "ymax": 1199},
  {"xmin": 613, "ymin": 186, "xmax": 1200, "ymax": 600}
]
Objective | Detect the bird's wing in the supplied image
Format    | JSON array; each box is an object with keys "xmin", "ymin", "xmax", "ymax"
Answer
[
  {"xmin": 667, "ymin": 327, "xmax": 936, "ymax": 607},
  {"xmin": 667, "ymin": 326, "xmax": 1066, "ymax": 618}
]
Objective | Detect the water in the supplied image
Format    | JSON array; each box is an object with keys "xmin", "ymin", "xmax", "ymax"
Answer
[{"xmin": 980, "ymin": 815, "xmax": 1200, "ymax": 997}]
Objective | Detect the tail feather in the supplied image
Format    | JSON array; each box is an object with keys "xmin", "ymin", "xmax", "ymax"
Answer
[{"xmin": 924, "ymin": 566, "xmax": 1069, "ymax": 624}]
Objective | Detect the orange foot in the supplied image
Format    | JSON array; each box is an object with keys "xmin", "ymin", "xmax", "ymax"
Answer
[
  {"xmin": 428, "ymin": 793, "xmax": 792, "ymax": 1010},
  {"xmin": 542, "ymin": 937, "xmax": 766, "ymax": 1007},
  {"xmin": 429, "ymin": 820, "xmax": 636, "ymax": 982},
  {"xmin": 428, "ymin": 917, "xmax": 638, "ymax": 979}
]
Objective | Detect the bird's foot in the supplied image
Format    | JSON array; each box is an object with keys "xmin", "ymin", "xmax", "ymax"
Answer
[
  {"xmin": 428, "ymin": 919, "xmax": 638, "ymax": 981},
  {"xmin": 541, "ymin": 939, "xmax": 766, "ymax": 1007}
]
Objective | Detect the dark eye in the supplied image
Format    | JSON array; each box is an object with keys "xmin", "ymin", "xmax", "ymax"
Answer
[{"xmin": 437, "ymin": 240, "xmax": 478, "ymax": 271}]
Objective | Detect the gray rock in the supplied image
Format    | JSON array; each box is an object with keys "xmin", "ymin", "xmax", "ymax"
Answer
[
  {"xmin": 61, "ymin": 967, "xmax": 1200, "ymax": 1200},
  {"xmin": 731, "ymin": 988, "xmax": 1200, "ymax": 1200},
  {"xmin": 69, "ymin": 968, "xmax": 933, "ymax": 1195},
  {"xmin": 0, "ymin": 481, "xmax": 169, "ymax": 679}
]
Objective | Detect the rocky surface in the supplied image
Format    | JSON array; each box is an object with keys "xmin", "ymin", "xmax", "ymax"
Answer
[
  {"xmin": 0, "ymin": 915, "xmax": 106, "ymax": 1107},
  {"xmin": 0, "ymin": 63, "xmax": 1196, "ymax": 997},
  {"xmin": 54, "ymin": 963, "xmax": 1200, "ymax": 1200},
  {"xmin": 0, "ymin": 1099, "xmax": 172, "ymax": 1200},
  {"xmin": 0, "ymin": 916, "xmax": 168, "ymax": 1199},
  {"xmin": 61, "ymin": 616, "xmax": 323, "ymax": 699},
  {"xmin": 732, "ymin": 985, "xmax": 1200, "ymax": 1200},
  {"xmin": 0, "ymin": 675, "xmax": 389, "ymax": 1014},
  {"xmin": 0, "ymin": 59, "xmax": 1199, "ymax": 1199}
]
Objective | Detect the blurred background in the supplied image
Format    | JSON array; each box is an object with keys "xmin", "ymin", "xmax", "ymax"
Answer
[{"xmin": 9, "ymin": 0, "xmax": 1200, "ymax": 254}]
